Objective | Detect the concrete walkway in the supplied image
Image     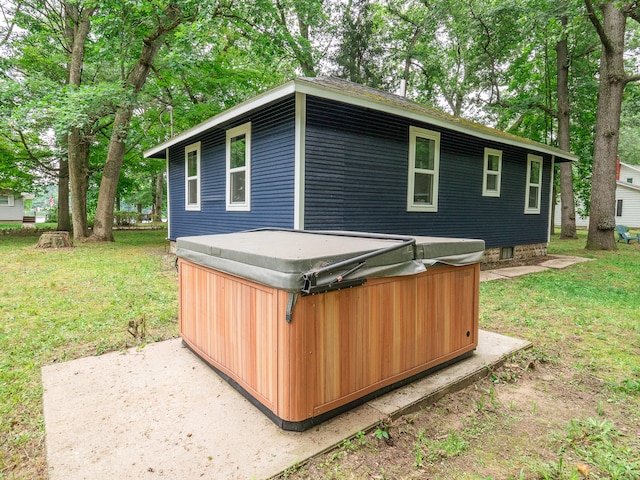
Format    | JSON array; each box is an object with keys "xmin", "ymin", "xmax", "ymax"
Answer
[
  {"xmin": 479, "ymin": 254, "xmax": 593, "ymax": 282},
  {"xmin": 42, "ymin": 254, "xmax": 590, "ymax": 479}
]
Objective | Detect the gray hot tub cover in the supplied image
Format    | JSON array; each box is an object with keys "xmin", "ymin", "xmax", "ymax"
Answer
[{"xmin": 176, "ymin": 230, "xmax": 485, "ymax": 292}]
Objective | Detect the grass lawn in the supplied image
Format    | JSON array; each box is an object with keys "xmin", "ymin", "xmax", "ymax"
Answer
[
  {"xmin": 1, "ymin": 230, "xmax": 639, "ymax": 479},
  {"xmin": 0, "ymin": 230, "xmax": 178, "ymax": 479}
]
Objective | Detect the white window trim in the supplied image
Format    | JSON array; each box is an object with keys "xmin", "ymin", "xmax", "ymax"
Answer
[
  {"xmin": 226, "ymin": 122, "xmax": 251, "ymax": 212},
  {"xmin": 185, "ymin": 142, "xmax": 201, "ymax": 211},
  {"xmin": 0, "ymin": 193, "xmax": 15, "ymax": 207},
  {"xmin": 524, "ymin": 154, "xmax": 543, "ymax": 214},
  {"xmin": 407, "ymin": 126, "xmax": 440, "ymax": 212},
  {"xmin": 482, "ymin": 148, "xmax": 502, "ymax": 197}
]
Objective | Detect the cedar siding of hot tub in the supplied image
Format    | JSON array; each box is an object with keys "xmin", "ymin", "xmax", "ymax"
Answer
[{"xmin": 144, "ymin": 77, "xmax": 577, "ymax": 259}]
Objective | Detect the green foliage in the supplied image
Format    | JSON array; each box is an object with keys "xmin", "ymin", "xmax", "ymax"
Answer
[
  {"xmin": 413, "ymin": 428, "xmax": 468, "ymax": 468},
  {"xmin": 374, "ymin": 426, "xmax": 390, "ymax": 440},
  {"xmin": 619, "ymin": 82, "xmax": 640, "ymax": 165},
  {"xmin": 536, "ymin": 418, "xmax": 640, "ymax": 480}
]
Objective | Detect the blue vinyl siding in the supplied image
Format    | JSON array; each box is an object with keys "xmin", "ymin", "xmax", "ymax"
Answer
[
  {"xmin": 303, "ymin": 97, "xmax": 552, "ymax": 249},
  {"xmin": 167, "ymin": 96, "xmax": 296, "ymax": 240}
]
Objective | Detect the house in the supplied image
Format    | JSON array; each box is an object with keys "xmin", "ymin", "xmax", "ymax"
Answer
[
  {"xmin": 144, "ymin": 76, "xmax": 577, "ymax": 262},
  {"xmin": 554, "ymin": 160, "xmax": 640, "ymax": 229},
  {"xmin": 0, "ymin": 190, "xmax": 32, "ymax": 223}
]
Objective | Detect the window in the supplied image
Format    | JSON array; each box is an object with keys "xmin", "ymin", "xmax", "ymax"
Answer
[
  {"xmin": 226, "ymin": 122, "xmax": 251, "ymax": 211},
  {"xmin": 500, "ymin": 246, "xmax": 514, "ymax": 260},
  {"xmin": 482, "ymin": 148, "xmax": 502, "ymax": 197},
  {"xmin": 0, "ymin": 194, "xmax": 14, "ymax": 207},
  {"xmin": 627, "ymin": 178, "xmax": 633, "ymax": 184},
  {"xmin": 524, "ymin": 154, "xmax": 543, "ymax": 214},
  {"xmin": 407, "ymin": 126, "xmax": 440, "ymax": 212},
  {"xmin": 185, "ymin": 142, "xmax": 201, "ymax": 211},
  {"xmin": 616, "ymin": 199, "xmax": 623, "ymax": 217}
]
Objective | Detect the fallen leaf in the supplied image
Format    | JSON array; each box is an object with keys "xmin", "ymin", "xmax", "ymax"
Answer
[{"xmin": 576, "ymin": 463, "xmax": 589, "ymax": 478}]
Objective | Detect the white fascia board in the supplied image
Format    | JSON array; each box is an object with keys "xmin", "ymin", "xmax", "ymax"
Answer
[
  {"xmin": 617, "ymin": 181, "xmax": 640, "ymax": 193},
  {"xmin": 620, "ymin": 161, "xmax": 640, "ymax": 173},
  {"xmin": 144, "ymin": 81, "xmax": 297, "ymax": 158},
  {"xmin": 294, "ymin": 81, "xmax": 579, "ymax": 163}
]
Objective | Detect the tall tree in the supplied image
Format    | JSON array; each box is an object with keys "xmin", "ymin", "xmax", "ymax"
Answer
[
  {"xmin": 333, "ymin": 0, "xmax": 388, "ymax": 87},
  {"xmin": 584, "ymin": 0, "xmax": 640, "ymax": 250},
  {"xmin": 91, "ymin": 3, "xmax": 194, "ymax": 241},
  {"xmin": 273, "ymin": 0, "xmax": 325, "ymax": 76},
  {"xmin": 556, "ymin": 5, "xmax": 578, "ymax": 239},
  {"xmin": 64, "ymin": 1, "xmax": 95, "ymax": 238}
]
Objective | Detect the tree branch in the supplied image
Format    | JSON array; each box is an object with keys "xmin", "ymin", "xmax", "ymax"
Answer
[
  {"xmin": 8, "ymin": 129, "xmax": 59, "ymax": 174},
  {"xmin": 624, "ymin": 72, "xmax": 640, "ymax": 84},
  {"xmin": 0, "ymin": 0, "xmax": 22, "ymax": 47},
  {"xmin": 584, "ymin": 0, "xmax": 612, "ymax": 51},
  {"xmin": 490, "ymin": 99, "xmax": 558, "ymax": 118},
  {"xmin": 624, "ymin": 1, "xmax": 640, "ymax": 23}
]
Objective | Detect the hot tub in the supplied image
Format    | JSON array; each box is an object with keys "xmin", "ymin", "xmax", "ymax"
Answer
[{"xmin": 176, "ymin": 229, "xmax": 484, "ymax": 431}]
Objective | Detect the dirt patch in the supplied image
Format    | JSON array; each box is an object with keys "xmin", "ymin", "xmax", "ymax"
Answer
[{"xmin": 279, "ymin": 352, "xmax": 639, "ymax": 479}]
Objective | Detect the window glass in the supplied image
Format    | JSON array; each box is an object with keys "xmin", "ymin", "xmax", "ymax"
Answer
[
  {"xmin": 413, "ymin": 173, "xmax": 433, "ymax": 204},
  {"xmin": 188, "ymin": 179, "xmax": 198, "ymax": 205},
  {"xmin": 486, "ymin": 174, "xmax": 497, "ymax": 191},
  {"xmin": 187, "ymin": 151, "xmax": 198, "ymax": 177},
  {"xmin": 528, "ymin": 186, "xmax": 539, "ymax": 209},
  {"xmin": 530, "ymin": 161, "xmax": 540, "ymax": 184},
  {"xmin": 230, "ymin": 171, "xmax": 245, "ymax": 203},
  {"xmin": 0, "ymin": 195, "xmax": 8, "ymax": 206},
  {"xmin": 414, "ymin": 137, "xmax": 435, "ymax": 170},
  {"xmin": 487, "ymin": 154, "xmax": 500, "ymax": 171},
  {"xmin": 230, "ymin": 135, "xmax": 246, "ymax": 169}
]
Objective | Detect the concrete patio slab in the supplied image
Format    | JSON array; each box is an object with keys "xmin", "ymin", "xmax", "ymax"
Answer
[
  {"xmin": 488, "ymin": 265, "xmax": 549, "ymax": 278},
  {"xmin": 540, "ymin": 255, "xmax": 594, "ymax": 269},
  {"xmin": 480, "ymin": 255, "xmax": 593, "ymax": 282},
  {"xmin": 42, "ymin": 330, "xmax": 530, "ymax": 480},
  {"xmin": 480, "ymin": 270, "xmax": 510, "ymax": 282}
]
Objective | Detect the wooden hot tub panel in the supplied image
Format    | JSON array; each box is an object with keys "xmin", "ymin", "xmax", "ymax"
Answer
[{"xmin": 179, "ymin": 259, "xmax": 479, "ymax": 426}]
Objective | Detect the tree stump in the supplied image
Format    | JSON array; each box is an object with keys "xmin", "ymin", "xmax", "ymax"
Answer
[{"xmin": 35, "ymin": 231, "xmax": 72, "ymax": 249}]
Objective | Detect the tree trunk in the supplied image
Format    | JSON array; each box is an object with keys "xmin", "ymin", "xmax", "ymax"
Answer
[
  {"xmin": 68, "ymin": 129, "xmax": 89, "ymax": 239},
  {"xmin": 556, "ymin": 13, "xmax": 578, "ymax": 239},
  {"xmin": 57, "ymin": 158, "xmax": 71, "ymax": 232},
  {"xmin": 153, "ymin": 172, "xmax": 163, "ymax": 222},
  {"xmin": 586, "ymin": 2, "xmax": 627, "ymax": 250},
  {"xmin": 296, "ymin": 15, "xmax": 316, "ymax": 77},
  {"xmin": 91, "ymin": 5, "xmax": 185, "ymax": 241},
  {"xmin": 36, "ymin": 231, "xmax": 72, "ymax": 249},
  {"xmin": 64, "ymin": 3, "xmax": 95, "ymax": 241},
  {"xmin": 92, "ymin": 108, "xmax": 133, "ymax": 241}
]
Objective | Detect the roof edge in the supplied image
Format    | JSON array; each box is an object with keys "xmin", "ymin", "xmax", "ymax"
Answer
[
  {"xmin": 144, "ymin": 80, "xmax": 297, "ymax": 158},
  {"xmin": 144, "ymin": 76, "xmax": 579, "ymax": 162}
]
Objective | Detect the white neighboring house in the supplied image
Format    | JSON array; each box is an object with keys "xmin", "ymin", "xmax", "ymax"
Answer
[
  {"xmin": 555, "ymin": 161, "xmax": 640, "ymax": 229},
  {"xmin": 0, "ymin": 191, "xmax": 34, "ymax": 222}
]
